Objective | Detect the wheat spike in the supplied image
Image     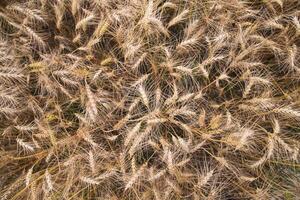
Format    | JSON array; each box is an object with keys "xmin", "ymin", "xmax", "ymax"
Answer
[
  {"xmin": 25, "ymin": 168, "xmax": 33, "ymax": 186},
  {"xmin": 45, "ymin": 169, "xmax": 53, "ymax": 191},
  {"xmin": 168, "ymin": 9, "xmax": 189, "ymax": 28},
  {"xmin": 76, "ymin": 14, "xmax": 95, "ymax": 31},
  {"xmin": 125, "ymin": 164, "xmax": 146, "ymax": 190},
  {"xmin": 54, "ymin": 0, "xmax": 65, "ymax": 30},
  {"xmin": 138, "ymin": 84, "xmax": 149, "ymax": 107},
  {"xmin": 80, "ymin": 176, "xmax": 100, "ymax": 185},
  {"xmin": 165, "ymin": 82, "xmax": 178, "ymax": 105},
  {"xmin": 251, "ymin": 136, "xmax": 274, "ymax": 168},
  {"xmin": 124, "ymin": 122, "xmax": 142, "ymax": 146},
  {"xmin": 16, "ymin": 138, "xmax": 35, "ymax": 152},
  {"xmin": 85, "ymin": 84, "xmax": 98, "ymax": 122},
  {"xmin": 88, "ymin": 151, "xmax": 96, "ymax": 173},
  {"xmin": 71, "ymin": 0, "xmax": 81, "ymax": 16},
  {"xmin": 129, "ymin": 125, "xmax": 153, "ymax": 157},
  {"xmin": 197, "ymin": 169, "xmax": 214, "ymax": 188},
  {"xmin": 226, "ymin": 128, "xmax": 254, "ymax": 150}
]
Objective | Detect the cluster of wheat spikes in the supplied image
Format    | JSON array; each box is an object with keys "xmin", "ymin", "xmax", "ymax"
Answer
[{"xmin": 0, "ymin": 0, "xmax": 299, "ymax": 199}]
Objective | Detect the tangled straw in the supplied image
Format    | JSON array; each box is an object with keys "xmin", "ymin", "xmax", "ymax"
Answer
[{"xmin": 0, "ymin": 0, "xmax": 299, "ymax": 199}]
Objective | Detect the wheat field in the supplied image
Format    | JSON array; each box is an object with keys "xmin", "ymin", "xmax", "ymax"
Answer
[{"xmin": 0, "ymin": 0, "xmax": 299, "ymax": 199}]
